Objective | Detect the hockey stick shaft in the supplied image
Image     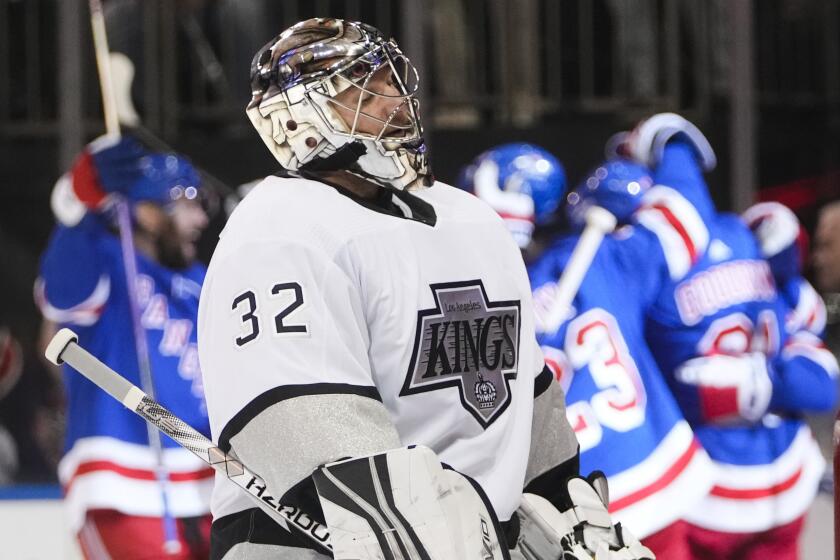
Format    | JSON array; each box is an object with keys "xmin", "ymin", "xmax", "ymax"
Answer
[
  {"xmin": 541, "ymin": 206, "xmax": 617, "ymax": 334},
  {"xmin": 89, "ymin": 0, "xmax": 119, "ymax": 136},
  {"xmin": 88, "ymin": 0, "xmax": 180, "ymax": 552},
  {"xmin": 45, "ymin": 329, "xmax": 333, "ymax": 554}
]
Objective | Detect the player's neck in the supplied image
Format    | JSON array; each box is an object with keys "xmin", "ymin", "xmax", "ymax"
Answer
[{"xmin": 317, "ymin": 170, "xmax": 381, "ymax": 200}]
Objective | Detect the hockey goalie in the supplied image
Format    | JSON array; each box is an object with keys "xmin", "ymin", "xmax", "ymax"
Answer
[{"xmin": 197, "ymin": 17, "xmax": 653, "ymax": 560}]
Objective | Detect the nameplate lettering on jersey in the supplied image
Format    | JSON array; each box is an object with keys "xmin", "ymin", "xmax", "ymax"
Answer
[
  {"xmin": 401, "ymin": 280, "xmax": 520, "ymax": 428},
  {"xmin": 675, "ymin": 260, "xmax": 775, "ymax": 325}
]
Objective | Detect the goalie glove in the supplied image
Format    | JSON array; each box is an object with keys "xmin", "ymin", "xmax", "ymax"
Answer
[
  {"xmin": 513, "ymin": 472, "xmax": 654, "ymax": 560},
  {"xmin": 674, "ymin": 352, "xmax": 774, "ymax": 424},
  {"xmin": 312, "ymin": 446, "xmax": 509, "ymax": 560},
  {"xmin": 621, "ymin": 112, "xmax": 717, "ymax": 172}
]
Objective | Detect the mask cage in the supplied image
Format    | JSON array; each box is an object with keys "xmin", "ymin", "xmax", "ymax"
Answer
[{"xmin": 305, "ymin": 41, "xmax": 423, "ymax": 144}]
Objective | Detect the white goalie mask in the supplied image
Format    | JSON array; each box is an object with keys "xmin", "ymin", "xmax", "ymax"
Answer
[{"xmin": 247, "ymin": 18, "xmax": 432, "ymax": 191}]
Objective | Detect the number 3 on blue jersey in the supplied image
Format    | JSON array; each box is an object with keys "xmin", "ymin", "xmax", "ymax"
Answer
[
  {"xmin": 232, "ymin": 282, "xmax": 308, "ymax": 347},
  {"xmin": 563, "ymin": 309, "xmax": 648, "ymax": 452}
]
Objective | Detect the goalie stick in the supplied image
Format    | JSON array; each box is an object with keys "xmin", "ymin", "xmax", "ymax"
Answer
[
  {"xmin": 45, "ymin": 328, "xmax": 333, "ymax": 555},
  {"xmin": 540, "ymin": 206, "xmax": 617, "ymax": 335}
]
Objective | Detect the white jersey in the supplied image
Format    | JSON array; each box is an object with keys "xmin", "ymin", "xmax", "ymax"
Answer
[{"xmin": 198, "ymin": 175, "xmax": 544, "ymax": 523}]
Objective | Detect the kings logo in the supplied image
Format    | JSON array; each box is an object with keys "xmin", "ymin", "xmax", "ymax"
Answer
[{"xmin": 401, "ymin": 280, "xmax": 520, "ymax": 427}]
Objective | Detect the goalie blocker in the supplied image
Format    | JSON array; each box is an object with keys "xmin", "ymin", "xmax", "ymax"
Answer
[{"xmin": 312, "ymin": 448, "xmax": 653, "ymax": 560}]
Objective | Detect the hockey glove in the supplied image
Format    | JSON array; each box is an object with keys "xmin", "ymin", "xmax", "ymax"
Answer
[
  {"xmin": 621, "ymin": 112, "xmax": 716, "ymax": 172},
  {"xmin": 68, "ymin": 135, "xmax": 147, "ymax": 210},
  {"xmin": 51, "ymin": 135, "xmax": 150, "ymax": 226},
  {"xmin": 742, "ymin": 201, "xmax": 804, "ymax": 286},
  {"xmin": 674, "ymin": 352, "xmax": 774, "ymax": 424},
  {"xmin": 513, "ymin": 473, "xmax": 654, "ymax": 560}
]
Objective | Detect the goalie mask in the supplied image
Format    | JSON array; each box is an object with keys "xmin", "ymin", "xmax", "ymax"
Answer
[{"xmin": 247, "ymin": 18, "xmax": 431, "ymax": 191}]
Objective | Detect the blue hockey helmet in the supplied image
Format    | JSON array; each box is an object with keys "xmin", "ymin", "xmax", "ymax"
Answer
[
  {"xmin": 90, "ymin": 135, "xmax": 202, "ymax": 207},
  {"xmin": 566, "ymin": 159, "xmax": 652, "ymax": 229},
  {"xmin": 460, "ymin": 143, "xmax": 565, "ymax": 247}
]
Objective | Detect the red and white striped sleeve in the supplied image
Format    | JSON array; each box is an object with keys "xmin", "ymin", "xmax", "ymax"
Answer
[{"xmin": 635, "ymin": 185, "xmax": 709, "ymax": 281}]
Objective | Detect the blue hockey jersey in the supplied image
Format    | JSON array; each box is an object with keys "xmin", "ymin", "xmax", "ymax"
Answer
[
  {"xmin": 530, "ymin": 230, "xmax": 715, "ymax": 539},
  {"xmin": 36, "ymin": 202, "xmax": 213, "ymax": 531},
  {"xmin": 637, "ymin": 142, "xmax": 838, "ymax": 533}
]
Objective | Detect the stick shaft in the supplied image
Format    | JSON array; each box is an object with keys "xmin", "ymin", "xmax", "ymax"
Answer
[
  {"xmin": 542, "ymin": 206, "xmax": 617, "ymax": 334},
  {"xmin": 89, "ymin": 0, "xmax": 120, "ymax": 136},
  {"xmin": 54, "ymin": 335, "xmax": 332, "ymax": 553},
  {"xmin": 114, "ymin": 196, "xmax": 183, "ymax": 554}
]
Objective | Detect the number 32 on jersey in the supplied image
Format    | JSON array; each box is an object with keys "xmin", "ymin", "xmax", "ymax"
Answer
[
  {"xmin": 231, "ymin": 282, "xmax": 308, "ymax": 347},
  {"xmin": 557, "ymin": 309, "xmax": 648, "ymax": 452}
]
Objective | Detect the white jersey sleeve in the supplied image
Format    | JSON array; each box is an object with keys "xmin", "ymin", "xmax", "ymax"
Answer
[{"xmin": 198, "ymin": 236, "xmax": 401, "ymax": 524}]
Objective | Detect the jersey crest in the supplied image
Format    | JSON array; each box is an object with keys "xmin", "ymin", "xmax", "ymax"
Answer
[{"xmin": 401, "ymin": 280, "xmax": 520, "ymax": 428}]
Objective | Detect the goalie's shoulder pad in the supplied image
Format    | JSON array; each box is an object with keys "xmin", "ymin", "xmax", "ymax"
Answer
[
  {"xmin": 627, "ymin": 112, "xmax": 716, "ymax": 172},
  {"xmin": 312, "ymin": 446, "xmax": 510, "ymax": 559}
]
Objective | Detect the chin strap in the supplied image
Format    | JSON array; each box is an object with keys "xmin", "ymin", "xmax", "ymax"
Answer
[{"xmin": 298, "ymin": 141, "xmax": 368, "ymax": 172}]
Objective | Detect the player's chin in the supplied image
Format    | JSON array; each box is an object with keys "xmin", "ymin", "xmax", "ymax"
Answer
[{"xmin": 157, "ymin": 237, "xmax": 195, "ymax": 270}]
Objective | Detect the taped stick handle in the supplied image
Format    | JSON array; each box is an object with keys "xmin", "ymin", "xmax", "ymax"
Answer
[
  {"xmin": 45, "ymin": 329, "xmax": 333, "ymax": 554},
  {"xmin": 46, "ymin": 329, "xmax": 144, "ymax": 408},
  {"xmin": 541, "ymin": 206, "xmax": 617, "ymax": 334}
]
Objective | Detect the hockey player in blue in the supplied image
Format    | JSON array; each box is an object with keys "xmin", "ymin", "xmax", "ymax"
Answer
[
  {"xmin": 610, "ymin": 113, "xmax": 839, "ymax": 559},
  {"xmin": 464, "ymin": 144, "xmax": 713, "ymax": 559},
  {"xmin": 458, "ymin": 142, "xmax": 566, "ymax": 259},
  {"xmin": 36, "ymin": 135, "xmax": 214, "ymax": 559}
]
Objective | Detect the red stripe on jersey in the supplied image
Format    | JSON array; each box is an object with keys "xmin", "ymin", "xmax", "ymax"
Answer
[
  {"xmin": 65, "ymin": 460, "xmax": 214, "ymax": 493},
  {"xmin": 650, "ymin": 203, "xmax": 698, "ymax": 264},
  {"xmin": 709, "ymin": 467, "xmax": 803, "ymax": 500},
  {"xmin": 609, "ymin": 438, "xmax": 701, "ymax": 513}
]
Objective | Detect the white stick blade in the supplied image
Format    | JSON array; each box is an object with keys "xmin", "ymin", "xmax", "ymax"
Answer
[{"xmin": 109, "ymin": 52, "xmax": 140, "ymax": 127}]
